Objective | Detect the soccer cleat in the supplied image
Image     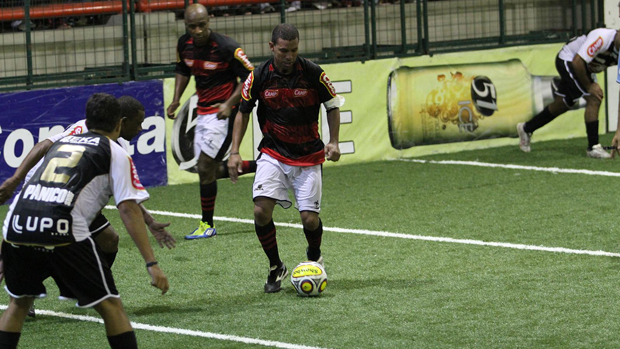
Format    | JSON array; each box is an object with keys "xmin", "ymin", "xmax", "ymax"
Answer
[
  {"xmin": 27, "ymin": 304, "xmax": 35, "ymax": 318},
  {"xmin": 184, "ymin": 221, "xmax": 217, "ymax": 240},
  {"xmin": 516, "ymin": 122, "xmax": 531, "ymax": 153},
  {"xmin": 587, "ymin": 144, "xmax": 611, "ymax": 159},
  {"xmin": 264, "ymin": 263, "xmax": 288, "ymax": 293}
]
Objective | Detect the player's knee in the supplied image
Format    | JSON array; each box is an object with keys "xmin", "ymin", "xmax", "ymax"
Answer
[
  {"xmin": 300, "ymin": 212, "xmax": 319, "ymax": 230},
  {"xmin": 253, "ymin": 207, "xmax": 271, "ymax": 226}
]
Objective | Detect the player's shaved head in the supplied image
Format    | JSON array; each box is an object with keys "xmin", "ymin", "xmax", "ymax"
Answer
[
  {"xmin": 271, "ymin": 23, "xmax": 299, "ymax": 44},
  {"xmin": 185, "ymin": 3, "xmax": 208, "ymax": 21}
]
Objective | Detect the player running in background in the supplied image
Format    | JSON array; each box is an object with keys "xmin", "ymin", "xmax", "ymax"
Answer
[
  {"xmin": 166, "ymin": 3, "xmax": 256, "ymax": 240},
  {"xmin": 228, "ymin": 23, "xmax": 344, "ymax": 293},
  {"xmin": 0, "ymin": 93, "xmax": 169, "ymax": 349},
  {"xmin": 517, "ymin": 26, "xmax": 620, "ymax": 158}
]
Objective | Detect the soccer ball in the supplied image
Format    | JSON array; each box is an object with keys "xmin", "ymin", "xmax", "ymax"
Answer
[{"xmin": 290, "ymin": 261, "xmax": 327, "ymax": 297}]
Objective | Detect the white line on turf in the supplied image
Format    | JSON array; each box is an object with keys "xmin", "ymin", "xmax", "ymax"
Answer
[
  {"xmin": 394, "ymin": 158, "xmax": 620, "ymax": 177},
  {"xmin": 104, "ymin": 206, "xmax": 620, "ymax": 258},
  {"xmin": 0, "ymin": 305, "xmax": 328, "ymax": 349}
]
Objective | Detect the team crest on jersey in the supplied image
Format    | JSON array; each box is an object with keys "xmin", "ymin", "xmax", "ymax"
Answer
[
  {"xmin": 184, "ymin": 59, "xmax": 195, "ymax": 67},
  {"xmin": 319, "ymin": 72, "xmax": 337, "ymax": 97},
  {"xmin": 234, "ymin": 48, "xmax": 254, "ymax": 71},
  {"xmin": 68, "ymin": 126, "xmax": 83, "ymax": 136},
  {"xmin": 293, "ymin": 89, "xmax": 308, "ymax": 97},
  {"xmin": 203, "ymin": 61, "xmax": 219, "ymax": 70},
  {"xmin": 264, "ymin": 89, "xmax": 279, "ymax": 99},
  {"xmin": 587, "ymin": 37, "xmax": 604, "ymax": 57},
  {"xmin": 241, "ymin": 71, "xmax": 254, "ymax": 101},
  {"xmin": 128, "ymin": 157, "xmax": 144, "ymax": 190}
]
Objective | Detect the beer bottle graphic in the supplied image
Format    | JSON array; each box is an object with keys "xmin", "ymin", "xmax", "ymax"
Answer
[{"xmin": 387, "ymin": 59, "xmax": 559, "ymax": 149}]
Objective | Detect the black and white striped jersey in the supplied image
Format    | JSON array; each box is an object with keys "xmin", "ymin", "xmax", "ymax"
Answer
[{"xmin": 3, "ymin": 132, "xmax": 149, "ymax": 246}]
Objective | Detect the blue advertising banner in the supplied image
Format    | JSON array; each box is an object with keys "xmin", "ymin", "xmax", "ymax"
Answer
[{"xmin": 0, "ymin": 80, "xmax": 167, "ymax": 189}]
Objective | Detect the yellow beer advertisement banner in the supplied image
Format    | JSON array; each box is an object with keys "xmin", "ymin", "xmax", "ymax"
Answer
[{"xmin": 164, "ymin": 43, "xmax": 601, "ymax": 183}]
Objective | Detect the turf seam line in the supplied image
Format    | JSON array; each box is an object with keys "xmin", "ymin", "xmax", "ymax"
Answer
[
  {"xmin": 103, "ymin": 206, "xmax": 620, "ymax": 258},
  {"xmin": 0, "ymin": 305, "xmax": 329, "ymax": 349}
]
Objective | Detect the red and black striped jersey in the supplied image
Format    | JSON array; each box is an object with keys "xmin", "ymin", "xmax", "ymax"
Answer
[
  {"xmin": 175, "ymin": 31, "xmax": 254, "ymax": 114},
  {"xmin": 239, "ymin": 57, "xmax": 338, "ymax": 166}
]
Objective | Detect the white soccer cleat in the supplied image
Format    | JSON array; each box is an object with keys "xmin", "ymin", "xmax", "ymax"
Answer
[
  {"xmin": 516, "ymin": 122, "xmax": 531, "ymax": 153},
  {"xmin": 587, "ymin": 144, "xmax": 611, "ymax": 159}
]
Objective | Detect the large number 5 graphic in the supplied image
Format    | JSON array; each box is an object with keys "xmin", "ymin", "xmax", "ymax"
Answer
[{"xmin": 40, "ymin": 145, "xmax": 86, "ymax": 184}]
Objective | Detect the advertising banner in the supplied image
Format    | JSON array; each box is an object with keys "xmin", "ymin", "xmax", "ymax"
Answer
[
  {"xmin": 164, "ymin": 43, "xmax": 604, "ymax": 184},
  {"xmin": 0, "ymin": 80, "xmax": 167, "ymax": 189}
]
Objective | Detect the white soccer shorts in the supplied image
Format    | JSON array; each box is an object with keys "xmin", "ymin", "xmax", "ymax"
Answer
[
  {"xmin": 252, "ymin": 153, "xmax": 322, "ymax": 213},
  {"xmin": 193, "ymin": 112, "xmax": 230, "ymax": 159}
]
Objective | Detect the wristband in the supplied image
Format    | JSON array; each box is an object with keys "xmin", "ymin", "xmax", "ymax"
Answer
[
  {"xmin": 146, "ymin": 261, "xmax": 158, "ymax": 268},
  {"xmin": 231, "ymin": 152, "xmax": 240, "ymax": 155}
]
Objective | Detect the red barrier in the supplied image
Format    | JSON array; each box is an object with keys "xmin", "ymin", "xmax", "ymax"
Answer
[
  {"xmin": 137, "ymin": 0, "xmax": 274, "ymax": 13},
  {"xmin": 0, "ymin": 0, "xmax": 296, "ymax": 21},
  {"xmin": 0, "ymin": 1, "xmax": 125, "ymax": 21}
]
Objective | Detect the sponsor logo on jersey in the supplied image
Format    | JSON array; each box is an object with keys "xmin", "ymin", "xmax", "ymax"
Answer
[
  {"xmin": 10, "ymin": 215, "xmax": 70, "ymax": 235},
  {"xmin": 203, "ymin": 61, "xmax": 219, "ymax": 70},
  {"xmin": 319, "ymin": 72, "xmax": 337, "ymax": 97},
  {"xmin": 184, "ymin": 59, "xmax": 195, "ymax": 67},
  {"xmin": 68, "ymin": 126, "xmax": 83, "ymax": 136},
  {"xmin": 22, "ymin": 184, "xmax": 75, "ymax": 205},
  {"xmin": 234, "ymin": 48, "xmax": 254, "ymax": 71},
  {"xmin": 241, "ymin": 71, "xmax": 254, "ymax": 101},
  {"xmin": 293, "ymin": 89, "xmax": 308, "ymax": 97},
  {"xmin": 264, "ymin": 89, "xmax": 279, "ymax": 99},
  {"xmin": 587, "ymin": 36, "xmax": 604, "ymax": 57},
  {"xmin": 129, "ymin": 157, "xmax": 145, "ymax": 190},
  {"xmin": 59, "ymin": 136, "xmax": 100, "ymax": 146}
]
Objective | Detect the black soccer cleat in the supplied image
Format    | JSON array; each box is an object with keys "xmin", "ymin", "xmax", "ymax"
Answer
[{"xmin": 264, "ymin": 263, "xmax": 288, "ymax": 293}]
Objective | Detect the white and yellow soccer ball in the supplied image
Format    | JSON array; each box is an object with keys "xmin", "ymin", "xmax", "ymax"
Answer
[{"xmin": 290, "ymin": 261, "xmax": 327, "ymax": 297}]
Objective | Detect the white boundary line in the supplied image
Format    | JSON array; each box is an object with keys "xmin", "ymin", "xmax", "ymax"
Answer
[
  {"xmin": 393, "ymin": 158, "xmax": 620, "ymax": 177},
  {"xmin": 104, "ymin": 206, "xmax": 620, "ymax": 258},
  {"xmin": 0, "ymin": 305, "xmax": 328, "ymax": 349}
]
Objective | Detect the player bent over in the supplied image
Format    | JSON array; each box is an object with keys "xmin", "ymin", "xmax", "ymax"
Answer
[{"xmin": 0, "ymin": 94, "xmax": 169, "ymax": 349}]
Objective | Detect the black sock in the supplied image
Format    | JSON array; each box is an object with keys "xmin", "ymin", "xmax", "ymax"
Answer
[
  {"xmin": 107, "ymin": 331, "xmax": 137, "ymax": 349},
  {"xmin": 585, "ymin": 120, "xmax": 599, "ymax": 150},
  {"xmin": 104, "ymin": 251, "xmax": 117, "ymax": 268},
  {"xmin": 0, "ymin": 330, "xmax": 21, "ymax": 349},
  {"xmin": 255, "ymin": 220, "xmax": 280, "ymax": 267},
  {"xmin": 304, "ymin": 219, "xmax": 323, "ymax": 261},
  {"xmin": 524, "ymin": 106, "xmax": 558, "ymax": 134},
  {"xmin": 200, "ymin": 182, "xmax": 217, "ymax": 227}
]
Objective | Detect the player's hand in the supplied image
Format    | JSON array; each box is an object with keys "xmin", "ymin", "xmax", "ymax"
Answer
[
  {"xmin": 167, "ymin": 101, "xmax": 180, "ymax": 119},
  {"xmin": 0, "ymin": 177, "xmax": 19, "ymax": 205},
  {"xmin": 325, "ymin": 142, "xmax": 341, "ymax": 162},
  {"xmin": 147, "ymin": 264, "xmax": 169, "ymax": 295},
  {"xmin": 148, "ymin": 220, "xmax": 176, "ymax": 249},
  {"xmin": 587, "ymin": 83, "xmax": 604, "ymax": 102},
  {"xmin": 213, "ymin": 102, "xmax": 232, "ymax": 120},
  {"xmin": 227, "ymin": 154, "xmax": 243, "ymax": 183}
]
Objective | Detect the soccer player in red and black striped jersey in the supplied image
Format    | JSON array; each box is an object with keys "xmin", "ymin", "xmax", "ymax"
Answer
[
  {"xmin": 166, "ymin": 4, "xmax": 256, "ymax": 240},
  {"xmin": 228, "ymin": 23, "xmax": 344, "ymax": 293}
]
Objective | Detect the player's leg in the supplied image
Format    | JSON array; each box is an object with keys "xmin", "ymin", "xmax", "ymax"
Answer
[
  {"xmin": 185, "ymin": 152, "xmax": 219, "ymax": 239},
  {"xmin": 583, "ymin": 94, "xmax": 609, "ymax": 158},
  {"xmin": 186, "ymin": 112, "xmax": 230, "ymax": 240},
  {"xmin": 0, "ymin": 296, "xmax": 34, "ymax": 348},
  {"xmin": 255, "ymin": 196, "xmax": 288, "ymax": 293},
  {"xmin": 252, "ymin": 154, "xmax": 292, "ymax": 293},
  {"xmin": 292, "ymin": 164, "xmax": 324, "ymax": 264},
  {"xmin": 93, "ymin": 298, "xmax": 137, "ymax": 349}
]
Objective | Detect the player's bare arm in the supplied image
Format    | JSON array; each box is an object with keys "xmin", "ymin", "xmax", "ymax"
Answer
[
  {"xmin": 0, "ymin": 139, "xmax": 53, "ymax": 204},
  {"xmin": 227, "ymin": 111, "xmax": 251, "ymax": 183},
  {"xmin": 325, "ymin": 108, "xmax": 341, "ymax": 162},
  {"xmin": 572, "ymin": 55, "xmax": 603, "ymax": 101},
  {"xmin": 167, "ymin": 74, "xmax": 191, "ymax": 119},
  {"xmin": 214, "ymin": 83, "xmax": 245, "ymax": 120},
  {"xmin": 139, "ymin": 203, "xmax": 176, "ymax": 249},
  {"xmin": 118, "ymin": 200, "xmax": 169, "ymax": 294}
]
